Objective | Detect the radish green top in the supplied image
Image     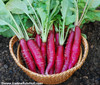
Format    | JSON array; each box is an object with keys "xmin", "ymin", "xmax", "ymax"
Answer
[
  {"xmin": 5, "ymin": 0, "xmax": 60, "ymax": 42},
  {"xmin": 55, "ymin": 0, "xmax": 100, "ymax": 45},
  {"xmin": 0, "ymin": 0, "xmax": 30, "ymax": 41},
  {"xmin": 0, "ymin": 0, "xmax": 100, "ymax": 39}
]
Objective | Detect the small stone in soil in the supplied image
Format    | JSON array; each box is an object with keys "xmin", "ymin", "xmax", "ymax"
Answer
[
  {"xmin": 83, "ymin": 76, "xmax": 88, "ymax": 79},
  {"xmin": 4, "ymin": 64, "xmax": 8, "ymax": 69},
  {"xmin": 91, "ymin": 45, "xmax": 94, "ymax": 49}
]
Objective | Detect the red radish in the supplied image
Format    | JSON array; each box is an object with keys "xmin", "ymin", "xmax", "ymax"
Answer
[
  {"xmin": 55, "ymin": 32, "xmax": 59, "ymax": 47},
  {"xmin": 37, "ymin": 69, "xmax": 41, "ymax": 74},
  {"xmin": 35, "ymin": 34, "xmax": 42, "ymax": 48},
  {"xmin": 49, "ymin": 67, "xmax": 54, "ymax": 74},
  {"xmin": 35, "ymin": 34, "xmax": 46, "ymax": 66},
  {"xmin": 55, "ymin": 45, "xmax": 64, "ymax": 73},
  {"xmin": 68, "ymin": 26, "xmax": 81, "ymax": 69},
  {"xmin": 52, "ymin": 25, "xmax": 59, "ymax": 47},
  {"xmin": 62, "ymin": 31, "xmax": 75, "ymax": 72},
  {"xmin": 41, "ymin": 42, "xmax": 47, "ymax": 66},
  {"xmin": 0, "ymin": 7, "xmax": 38, "ymax": 73},
  {"xmin": 45, "ymin": 31, "xmax": 55, "ymax": 74},
  {"xmin": 27, "ymin": 39, "xmax": 45, "ymax": 74},
  {"xmin": 20, "ymin": 39, "xmax": 36, "ymax": 72},
  {"xmin": 53, "ymin": 24, "xmax": 55, "ymax": 34}
]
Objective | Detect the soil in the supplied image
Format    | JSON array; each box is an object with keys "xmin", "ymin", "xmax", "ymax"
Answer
[{"xmin": 0, "ymin": 22, "xmax": 100, "ymax": 85}]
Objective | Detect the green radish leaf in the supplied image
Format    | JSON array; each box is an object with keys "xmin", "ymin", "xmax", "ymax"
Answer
[
  {"xmin": 3, "ymin": 0, "xmax": 8, "ymax": 1},
  {"xmin": 35, "ymin": 0, "xmax": 60, "ymax": 42},
  {"xmin": 61, "ymin": 0, "xmax": 68, "ymax": 20},
  {"xmin": 45, "ymin": 0, "xmax": 50, "ymax": 16},
  {"xmin": 0, "ymin": 13, "xmax": 29, "ymax": 37},
  {"xmin": 59, "ymin": 0, "xmax": 75, "ymax": 45},
  {"xmin": 67, "ymin": 24, "xmax": 75, "ymax": 29},
  {"xmin": 14, "ymin": 14, "xmax": 33, "ymax": 29},
  {"xmin": 28, "ymin": 32, "xmax": 33, "ymax": 37},
  {"xmin": 59, "ymin": 0, "xmax": 69, "ymax": 45},
  {"xmin": 0, "ymin": 13, "xmax": 31, "ymax": 38},
  {"xmin": 65, "ymin": 15, "xmax": 76, "ymax": 25},
  {"xmin": 61, "ymin": 0, "xmax": 75, "ymax": 25},
  {"xmin": 86, "ymin": 11, "xmax": 100, "ymax": 21},
  {"xmin": 81, "ymin": 10, "xmax": 100, "ymax": 25},
  {"xmin": 50, "ymin": 0, "xmax": 57, "ymax": 10},
  {"xmin": 50, "ymin": 0, "xmax": 60, "ymax": 20},
  {"xmin": 0, "ymin": 27, "xmax": 15, "ymax": 37},
  {"xmin": 0, "ymin": 20, "xmax": 8, "ymax": 25},
  {"xmin": 20, "ymin": 0, "xmax": 33, "ymax": 5},
  {"xmin": 6, "ymin": 0, "xmax": 33, "ymax": 14},
  {"xmin": 0, "ymin": 1, "xmax": 17, "ymax": 30},
  {"xmin": 89, "ymin": 0, "xmax": 100, "ymax": 8},
  {"xmin": 0, "ymin": 25, "xmax": 9, "ymax": 32},
  {"xmin": 36, "ymin": 7, "xmax": 47, "ymax": 28},
  {"xmin": 77, "ymin": 0, "xmax": 100, "ymax": 26},
  {"xmin": 0, "ymin": 0, "xmax": 23, "ymax": 39},
  {"xmin": 82, "ymin": 33, "xmax": 87, "ymax": 39},
  {"xmin": 3, "ymin": 0, "xmax": 9, "ymax": 3},
  {"xmin": 6, "ymin": 0, "xmax": 40, "ymax": 34},
  {"xmin": 13, "ymin": 14, "xmax": 21, "ymax": 25}
]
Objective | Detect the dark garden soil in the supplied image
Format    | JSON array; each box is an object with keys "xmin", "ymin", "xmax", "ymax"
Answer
[{"xmin": 0, "ymin": 22, "xmax": 100, "ymax": 85}]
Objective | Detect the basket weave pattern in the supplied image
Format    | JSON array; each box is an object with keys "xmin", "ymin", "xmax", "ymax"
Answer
[{"xmin": 9, "ymin": 35, "xmax": 89, "ymax": 84}]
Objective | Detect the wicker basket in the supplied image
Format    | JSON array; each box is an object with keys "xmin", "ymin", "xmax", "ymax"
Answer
[{"xmin": 9, "ymin": 34, "xmax": 89, "ymax": 84}]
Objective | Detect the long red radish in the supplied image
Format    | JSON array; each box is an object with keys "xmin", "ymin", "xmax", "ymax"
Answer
[
  {"xmin": 35, "ymin": 34, "xmax": 42, "ymax": 48},
  {"xmin": 68, "ymin": 26, "xmax": 81, "ymax": 69},
  {"xmin": 27, "ymin": 39, "xmax": 45, "ymax": 74},
  {"xmin": 49, "ymin": 66, "xmax": 54, "ymax": 74},
  {"xmin": 52, "ymin": 25, "xmax": 59, "ymax": 47},
  {"xmin": 35, "ymin": 34, "xmax": 46, "ymax": 66},
  {"xmin": 45, "ymin": 31, "xmax": 55, "ymax": 74},
  {"xmin": 53, "ymin": 24, "xmax": 55, "ymax": 34},
  {"xmin": 55, "ymin": 45, "xmax": 64, "ymax": 73},
  {"xmin": 20, "ymin": 39, "xmax": 36, "ymax": 72},
  {"xmin": 41, "ymin": 42, "xmax": 47, "ymax": 66},
  {"xmin": 61, "ymin": 31, "xmax": 75, "ymax": 72},
  {"xmin": 55, "ymin": 32, "xmax": 59, "ymax": 47}
]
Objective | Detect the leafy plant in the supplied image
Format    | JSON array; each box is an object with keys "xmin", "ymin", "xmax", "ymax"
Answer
[{"xmin": 0, "ymin": 0, "xmax": 100, "ymax": 38}]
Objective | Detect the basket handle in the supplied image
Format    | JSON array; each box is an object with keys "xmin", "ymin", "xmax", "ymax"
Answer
[{"xmin": 9, "ymin": 36, "xmax": 19, "ymax": 63}]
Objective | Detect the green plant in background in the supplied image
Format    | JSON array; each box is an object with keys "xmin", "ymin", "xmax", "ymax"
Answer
[{"xmin": 0, "ymin": 0, "xmax": 100, "ymax": 38}]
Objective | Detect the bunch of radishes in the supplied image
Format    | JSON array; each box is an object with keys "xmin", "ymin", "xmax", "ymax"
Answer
[
  {"xmin": 0, "ymin": 0, "xmax": 100, "ymax": 75},
  {"xmin": 19, "ymin": 24, "xmax": 81, "ymax": 75}
]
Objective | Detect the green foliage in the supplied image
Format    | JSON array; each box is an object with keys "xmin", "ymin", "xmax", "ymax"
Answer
[
  {"xmin": 78, "ymin": 0, "xmax": 100, "ymax": 25},
  {"xmin": 59, "ymin": 0, "xmax": 75, "ymax": 45},
  {"xmin": 82, "ymin": 33, "xmax": 87, "ymax": 39},
  {"xmin": 6, "ymin": 0, "xmax": 33, "ymax": 14},
  {"xmin": 0, "ymin": 26, "xmax": 15, "ymax": 37},
  {"xmin": 0, "ymin": 0, "xmax": 100, "ymax": 38},
  {"xmin": 0, "ymin": 0, "xmax": 24, "ymax": 39}
]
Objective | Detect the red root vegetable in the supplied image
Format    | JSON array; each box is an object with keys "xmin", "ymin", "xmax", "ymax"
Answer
[
  {"xmin": 55, "ymin": 45, "xmax": 64, "ymax": 73},
  {"xmin": 20, "ymin": 39, "xmax": 36, "ymax": 72},
  {"xmin": 62, "ymin": 31, "xmax": 75, "ymax": 72},
  {"xmin": 53, "ymin": 24, "xmax": 55, "ymax": 35},
  {"xmin": 35, "ymin": 34, "xmax": 42, "ymax": 48},
  {"xmin": 35, "ymin": 34, "xmax": 46, "ymax": 66},
  {"xmin": 45, "ymin": 31, "xmax": 55, "ymax": 74},
  {"xmin": 41, "ymin": 42, "xmax": 47, "ymax": 66},
  {"xmin": 55, "ymin": 32, "xmax": 59, "ymax": 47},
  {"xmin": 68, "ymin": 26, "xmax": 81, "ymax": 69},
  {"xmin": 27, "ymin": 39, "xmax": 45, "ymax": 74},
  {"xmin": 49, "ymin": 66, "xmax": 54, "ymax": 74}
]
